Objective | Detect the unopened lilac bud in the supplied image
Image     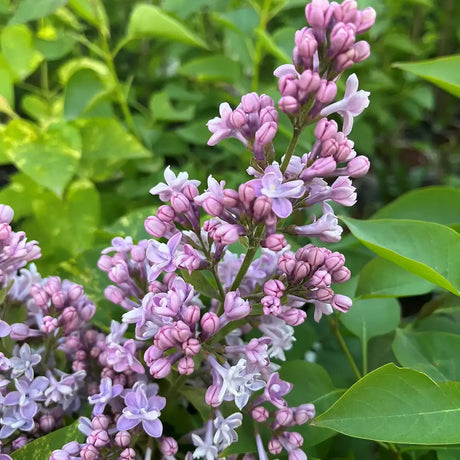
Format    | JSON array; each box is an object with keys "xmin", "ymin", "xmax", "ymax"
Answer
[
  {"xmin": 131, "ymin": 245, "xmax": 146, "ymax": 262},
  {"xmin": 268, "ymin": 437, "xmax": 283, "ymax": 455},
  {"xmin": 9, "ymin": 323, "xmax": 30, "ymax": 341},
  {"xmin": 255, "ymin": 122, "xmax": 277, "ymax": 147},
  {"xmin": 315, "ymin": 118, "xmax": 338, "ymax": 141},
  {"xmin": 230, "ymin": 108, "xmax": 247, "ymax": 129},
  {"xmin": 316, "ymin": 80, "xmax": 337, "ymax": 104},
  {"xmin": 203, "ymin": 196, "xmax": 224, "ymax": 217},
  {"xmin": 305, "ymin": 0, "xmax": 332, "ymax": 28},
  {"xmin": 332, "ymin": 294, "xmax": 352, "ymax": 312},
  {"xmin": 224, "ymin": 291, "xmax": 251, "ymax": 320},
  {"xmin": 120, "ymin": 448, "xmax": 136, "ymax": 460},
  {"xmin": 144, "ymin": 345, "xmax": 163, "ymax": 366},
  {"xmin": 44, "ymin": 277, "xmax": 61, "ymax": 295},
  {"xmin": 316, "ymin": 287, "xmax": 334, "ymax": 302},
  {"xmin": 347, "ymin": 155, "xmax": 370, "ymax": 177},
  {"xmin": 104, "ymin": 285, "xmax": 124, "ymax": 305},
  {"xmin": 149, "ymin": 358, "xmax": 172, "ymax": 379},
  {"xmin": 260, "ymin": 94, "xmax": 275, "ymax": 108},
  {"xmin": 275, "ymin": 408, "xmax": 294, "ymax": 427},
  {"xmin": 279, "ymin": 75, "xmax": 298, "ymax": 97},
  {"xmin": 288, "ymin": 432, "xmax": 304, "ymax": 448},
  {"xmin": 80, "ymin": 444, "xmax": 99, "ymax": 460},
  {"xmin": 281, "ymin": 308, "xmax": 306, "ymax": 326},
  {"xmin": 330, "ymin": 22, "xmax": 355, "ymax": 55},
  {"xmin": 50, "ymin": 451, "xmax": 71, "ymax": 460},
  {"xmin": 73, "ymin": 360, "xmax": 87, "ymax": 372},
  {"xmin": 85, "ymin": 329, "xmax": 97, "ymax": 345},
  {"xmin": 214, "ymin": 224, "xmax": 244, "ymax": 245},
  {"xmin": 30, "ymin": 285, "xmax": 49, "ymax": 307},
  {"xmin": 177, "ymin": 356, "xmax": 194, "ymax": 375},
  {"xmin": 156, "ymin": 326, "xmax": 177, "ymax": 350},
  {"xmin": 160, "ymin": 437, "xmax": 178, "ymax": 456},
  {"xmin": 0, "ymin": 204, "xmax": 14, "ymax": 223},
  {"xmin": 0, "ymin": 223, "xmax": 11, "ymax": 240},
  {"xmin": 41, "ymin": 315, "xmax": 58, "ymax": 334},
  {"xmin": 182, "ymin": 338, "xmax": 201, "ymax": 356},
  {"xmin": 205, "ymin": 384, "xmax": 222, "ymax": 407},
  {"xmin": 325, "ymin": 252, "xmax": 345, "ymax": 272},
  {"xmin": 260, "ymin": 106, "xmax": 279, "ymax": 124},
  {"xmin": 335, "ymin": 50, "xmax": 355, "ymax": 72},
  {"xmin": 262, "ymin": 295, "xmax": 282, "ymax": 316},
  {"xmin": 223, "ymin": 189, "xmax": 240, "ymax": 208},
  {"xmin": 307, "ymin": 246, "xmax": 326, "ymax": 267},
  {"xmin": 298, "ymin": 70, "xmax": 321, "ymax": 97},
  {"xmin": 332, "ymin": 266, "xmax": 351, "ymax": 283},
  {"xmin": 183, "ymin": 184, "xmax": 199, "ymax": 200},
  {"xmin": 253, "ymin": 196, "xmax": 272, "ymax": 221},
  {"xmin": 88, "ymin": 429, "xmax": 109, "ymax": 447},
  {"xmin": 92, "ymin": 415, "xmax": 110, "ymax": 430},
  {"xmin": 65, "ymin": 335, "xmax": 80, "ymax": 350},
  {"xmin": 301, "ymin": 157, "xmax": 337, "ymax": 181},
  {"xmin": 252, "ymin": 406, "xmax": 269, "ymax": 422},
  {"xmin": 238, "ymin": 183, "xmax": 255, "ymax": 204},
  {"xmin": 13, "ymin": 435, "xmax": 28, "ymax": 450},
  {"xmin": 294, "ymin": 404, "xmax": 316, "ymax": 425},
  {"xmin": 294, "ymin": 261, "xmax": 311, "ymax": 282},
  {"xmin": 183, "ymin": 305, "xmax": 201, "ymax": 326},
  {"xmin": 289, "ymin": 449, "xmax": 307, "ymax": 460},
  {"xmin": 145, "ymin": 216, "xmax": 167, "ymax": 238},
  {"xmin": 201, "ymin": 312, "xmax": 219, "ymax": 337},
  {"xmin": 278, "ymin": 252, "xmax": 296, "ymax": 276},
  {"xmin": 356, "ymin": 7, "xmax": 376, "ymax": 34},
  {"xmin": 113, "ymin": 374, "xmax": 127, "ymax": 387},
  {"xmin": 172, "ymin": 321, "xmax": 192, "ymax": 343},
  {"xmin": 97, "ymin": 255, "xmax": 113, "ymax": 272},
  {"xmin": 264, "ymin": 233, "xmax": 287, "ymax": 252},
  {"xmin": 309, "ymin": 269, "xmax": 331, "ymax": 288},
  {"xmin": 157, "ymin": 205, "xmax": 175, "ymax": 222},
  {"xmin": 241, "ymin": 92, "xmax": 260, "ymax": 113},
  {"xmin": 264, "ymin": 279, "xmax": 285, "ymax": 298},
  {"xmin": 352, "ymin": 40, "xmax": 370, "ymax": 62},
  {"xmin": 115, "ymin": 431, "xmax": 131, "ymax": 448},
  {"xmin": 171, "ymin": 192, "xmax": 190, "ymax": 214},
  {"xmin": 51, "ymin": 291, "xmax": 66, "ymax": 309},
  {"xmin": 279, "ymin": 96, "xmax": 299, "ymax": 113}
]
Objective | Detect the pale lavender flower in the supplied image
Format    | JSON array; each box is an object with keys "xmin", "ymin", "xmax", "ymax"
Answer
[
  {"xmin": 263, "ymin": 372, "xmax": 293, "ymax": 408},
  {"xmin": 146, "ymin": 232, "xmax": 182, "ymax": 281},
  {"xmin": 44, "ymin": 370, "xmax": 83, "ymax": 409},
  {"xmin": 3, "ymin": 376, "xmax": 48, "ymax": 418},
  {"xmin": 7, "ymin": 263, "xmax": 41, "ymax": 302},
  {"xmin": 207, "ymin": 103, "xmax": 247, "ymax": 147},
  {"xmin": 294, "ymin": 202, "xmax": 343, "ymax": 242},
  {"xmin": 10, "ymin": 343, "xmax": 41, "ymax": 380},
  {"xmin": 117, "ymin": 385, "xmax": 166, "ymax": 437},
  {"xmin": 312, "ymin": 299, "xmax": 334, "ymax": 322},
  {"xmin": 88, "ymin": 377, "xmax": 124, "ymax": 415},
  {"xmin": 192, "ymin": 420, "xmax": 218, "ymax": 460},
  {"xmin": 0, "ymin": 352, "xmax": 11, "ymax": 371},
  {"xmin": 105, "ymin": 339, "xmax": 145, "ymax": 374},
  {"xmin": 0, "ymin": 406, "xmax": 34, "ymax": 438},
  {"xmin": 101, "ymin": 236, "xmax": 134, "ymax": 254},
  {"xmin": 259, "ymin": 316, "xmax": 295, "ymax": 361},
  {"xmin": 213, "ymin": 411, "xmax": 243, "ymax": 450},
  {"xmin": 321, "ymin": 74, "xmax": 370, "ymax": 135},
  {"xmin": 194, "ymin": 176, "xmax": 226, "ymax": 206},
  {"xmin": 149, "ymin": 166, "xmax": 200, "ymax": 202},
  {"xmin": 253, "ymin": 165, "xmax": 304, "ymax": 218}
]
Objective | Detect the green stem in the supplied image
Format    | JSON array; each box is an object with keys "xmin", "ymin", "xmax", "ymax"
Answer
[
  {"xmin": 362, "ymin": 338, "xmax": 368, "ymax": 375},
  {"xmin": 251, "ymin": 0, "xmax": 271, "ymax": 91},
  {"xmin": 230, "ymin": 245, "xmax": 258, "ymax": 292},
  {"xmin": 280, "ymin": 126, "xmax": 302, "ymax": 173},
  {"xmin": 328, "ymin": 317, "xmax": 362, "ymax": 380}
]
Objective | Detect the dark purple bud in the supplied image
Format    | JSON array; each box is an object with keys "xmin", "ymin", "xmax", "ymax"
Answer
[
  {"xmin": 315, "ymin": 287, "xmax": 334, "ymax": 302},
  {"xmin": 324, "ymin": 252, "xmax": 345, "ymax": 272},
  {"xmin": 294, "ymin": 261, "xmax": 311, "ymax": 282},
  {"xmin": 288, "ymin": 431, "xmax": 304, "ymax": 448},
  {"xmin": 309, "ymin": 269, "xmax": 331, "ymax": 288},
  {"xmin": 12, "ymin": 435, "xmax": 28, "ymax": 450}
]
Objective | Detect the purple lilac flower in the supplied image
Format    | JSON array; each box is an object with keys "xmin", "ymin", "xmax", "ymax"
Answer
[
  {"xmin": 259, "ymin": 316, "xmax": 295, "ymax": 361},
  {"xmin": 117, "ymin": 384, "xmax": 166, "ymax": 437},
  {"xmin": 105, "ymin": 339, "xmax": 145, "ymax": 374},
  {"xmin": 10, "ymin": 343, "xmax": 41, "ymax": 380},
  {"xmin": 252, "ymin": 165, "xmax": 305, "ymax": 218},
  {"xmin": 213, "ymin": 411, "xmax": 243, "ymax": 450},
  {"xmin": 0, "ymin": 406, "xmax": 34, "ymax": 438},
  {"xmin": 0, "ymin": 320, "xmax": 10, "ymax": 338},
  {"xmin": 146, "ymin": 232, "xmax": 182, "ymax": 281},
  {"xmin": 149, "ymin": 166, "xmax": 200, "ymax": 202},
  {"xmin": 263, "ymin": 372, "xmax": 293, "ymax": 408},
  {"xmin": 3, "ymin": 376, "xmax": 48, "ymax": 418},
  {"xmin": 192, "ymin": 419, "xmax": 218, "ymax": 460},
  {"xmin": 88, "ymin": 377, "xmax": 124, "ymax": 415},
  {"xmin": 321, "ymin": 74, "xmax": 370, "ymax": 135}
]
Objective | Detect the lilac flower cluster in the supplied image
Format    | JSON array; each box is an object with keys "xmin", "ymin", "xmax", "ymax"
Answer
[{"xmin": 0, "ymin": 1, "xmax": 375, "ymax": 459}]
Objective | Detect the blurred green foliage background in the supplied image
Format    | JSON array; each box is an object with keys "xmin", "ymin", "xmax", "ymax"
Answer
[{"xmin": 0, "ymin": 0, "xmax": 458, "ymax": 275}]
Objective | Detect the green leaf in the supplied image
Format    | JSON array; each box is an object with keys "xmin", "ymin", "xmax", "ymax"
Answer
[
  {"xmin": 0, "ymin": 67, "xmax": 14, "ymax": 106},
  {"xmin": 181, "ymin": 270, "xmax": 219, "ymax": 299},
  {"xmin": 437, "ymin": 449, "xmax": 460, "ymax": 460},
  {"xmin": 340, "ymin": 297, "xmax": 400, "ymax": 342},
  {"xmin": 341, "ymin": 217, "xmax": 460, "ymax": 296},
  {"xmin": 372, "ymin": 186, "xmax": 460, "ymax": 225},
  {"xmin": 126, "ymin": 4, "xmax": 207, "ymax": 48},
  {"xmin": 356, "ymin": 258, "xmax": 435, "ymax": 299},
  {"xmin": 255, "ymin": 28, "xmax": 290, "ymax": 62},
  {"xmin": 64, "ymin": 68, "xmax": 113, "ymax": 120},
  {"xmin": 179, "ymin": 55, "xmax": 241, "ymax": 83},
  {"xmin": 34, "ymin": 33, "xmax": 76, "ymax": 61},
  {"xmin": 392, "ymin": 329, "xmax": 460, "ymax": 382},
  {"xmin": 149, "ymin": 91, "xmax": 195, "ymax": 122},
  {"xmin": 394, "ymin": 55, "xmax": 460, "ymax": 98},
  {"xmin": 179, "ymin": 386, "xmax": 210, "ymax": 421},
  {"xmin": 1, "ymin": 25, "xmax": 43, "ymax": 80},
  {"xmin": 68, "ymin": 0, "xmax": 108, "ymax": 30},
  {"xmin": 2, "ymin": 120, "xmax": 81, "ymax": 197},
  {"xmin": 58, "ymin": 57, "xmax": 111, "ymax": 85},
  {"xmin": 105, "ymin": 206, "xmax": 153, "ymax": 241},
  {"xmin": 11, "ymin": 421, "xmax": 83, "ymax": 459},
  {"xmin": 8, "ymin": 0, "xmax": 68, "ymax": 24},
  {"xmin": 315, "ymin": 363, "xmax": 460, "ymax": 444}
]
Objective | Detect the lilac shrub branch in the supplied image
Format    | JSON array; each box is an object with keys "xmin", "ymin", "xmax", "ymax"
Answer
[{"xmin": 0, "ymin": 1, "xmax": 376, "ymax": 459}]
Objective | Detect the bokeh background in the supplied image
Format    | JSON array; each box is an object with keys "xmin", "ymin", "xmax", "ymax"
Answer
[{"xmin": 0, "ymin": 0, "xmax": 459, "ymax": 276}]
